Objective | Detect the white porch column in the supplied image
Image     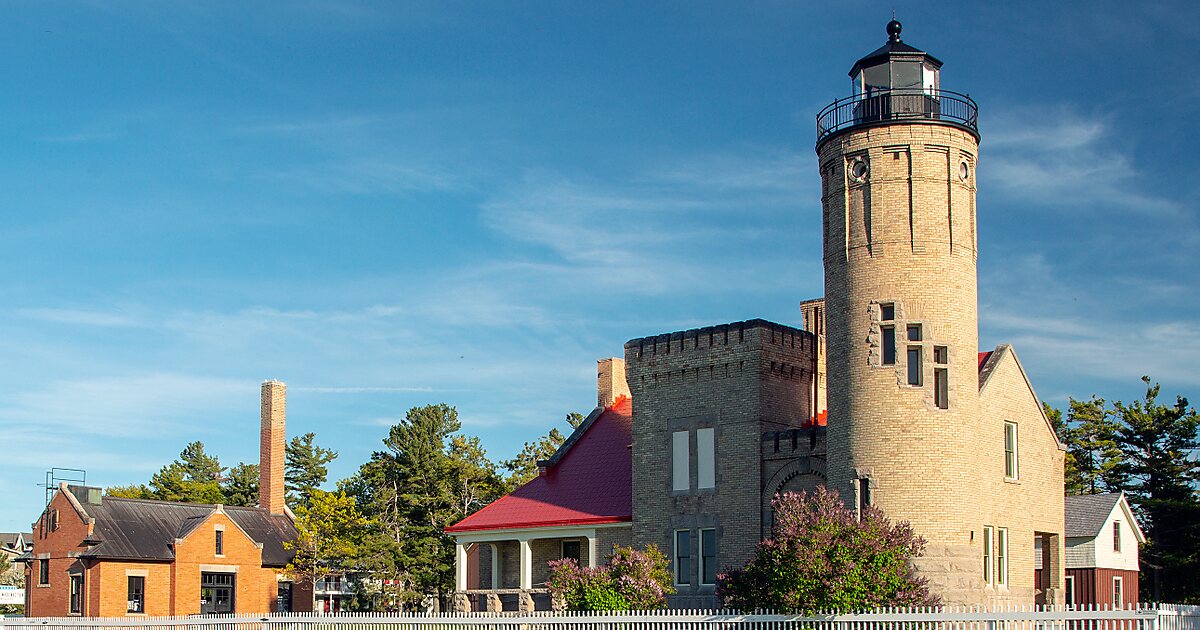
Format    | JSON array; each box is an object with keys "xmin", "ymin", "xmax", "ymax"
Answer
[
  {"xmin": 518, "ymin": 538, "xmax": 533, "ymax": 590},
  {"xmin": 455, "ymin": 542, "xmax": 468, "ymax": 591},
  {"xmin": 587, "ymin": 534, "xmax": 598, "ymax": 568}
]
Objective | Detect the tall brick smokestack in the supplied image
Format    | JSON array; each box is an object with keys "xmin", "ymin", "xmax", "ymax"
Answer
[
  {"xmin": 597, "ymin": 358, "xmax": 630, "ymax": 407},
  {"xmin": 259, "ymin": 380, "xmax": 287, "ymax": 514}
]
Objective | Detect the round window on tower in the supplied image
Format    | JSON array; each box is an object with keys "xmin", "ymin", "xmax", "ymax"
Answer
[
  {"xmin": 850, "ymin": 157, "xmax": 869, "ymax": 183},
  {"xmin": 959, "ymin": 160, "xmax": 971, "ymax": 181}
]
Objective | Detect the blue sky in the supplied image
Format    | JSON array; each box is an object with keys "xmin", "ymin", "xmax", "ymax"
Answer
[{"xmin": 1, "ymin": 1, "xmax": 1197, "ymax": 532}]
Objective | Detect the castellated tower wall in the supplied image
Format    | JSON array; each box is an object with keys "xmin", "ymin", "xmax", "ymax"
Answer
[
  {"xmin": 820, "ymin": 123, "xmax": 995, "ymax": 602},
  {"xmin": 625, "ymin": 320, "xmax": 816, "ymax": 607}
]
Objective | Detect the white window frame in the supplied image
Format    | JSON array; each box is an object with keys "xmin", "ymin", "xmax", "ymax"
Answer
[
  {"xmin": 1064, "ymin": 574, "xmax": 1076, "ymax": 606},
  {"xmin": 997, "ymin": 527, "xmax": 1009, "ymax": 586},
  {"xmin": 696, "ymin": 428, "xmax": 715, "ymax": 490},
  {"xmin": 699, "ymin": 528, "xmax": 717, "ymax": 586},
  {"xmin": 1113, "ymin": 521, "xmax": 1121, "ymax": 552},
  {"xmin": 982, "ymin": 526, "xmax": 994, "ymax": 585},
  {"xmin": 673, "ymin": 529, "xmax": 691, "ymax": 586},
  {"xmin": 1113, "ymin": 576, "xmax": 1123, "ymax": 608},
  {"xmin": 672, "ymin": 431, "xmax": 690, "ymax": 491},
  {"xmin": 1004, "ymin": 422, "xmax": 1019, "ymax": 480}
]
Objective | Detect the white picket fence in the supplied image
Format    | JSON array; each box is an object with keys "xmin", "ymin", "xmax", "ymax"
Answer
[{"xmin": 2, "ymin": 604, "xmax": 1197, "ymax": 630}]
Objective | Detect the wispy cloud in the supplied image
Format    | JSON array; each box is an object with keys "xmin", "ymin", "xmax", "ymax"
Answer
[
  {"xmin": 14, "ymin": 307, "xmax": 145, "ymax": 327},
  {"xmin": 984, "ymin": 107, "xmax": 1180, "ymax": 216}
]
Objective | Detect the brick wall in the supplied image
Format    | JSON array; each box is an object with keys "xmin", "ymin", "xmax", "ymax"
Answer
[
  {"xmin": 26, "ymin": 490, "xmax": 92, "ymax": 617},
  {"xmin": 626, "ymin": 320, "xmax": 816, "ymax": 606},
  {"xmin": 171, "ymin": 509, "xmax": 280, "ymax": 614},
  {"xmin": 260, "ymin": 380, "xmax": 287, "ymax": 515}
]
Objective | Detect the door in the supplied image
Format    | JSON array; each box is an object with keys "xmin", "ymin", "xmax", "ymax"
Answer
[{"xmin": 200, "ymin": 572, "xmax": 235, "ymax": 614}]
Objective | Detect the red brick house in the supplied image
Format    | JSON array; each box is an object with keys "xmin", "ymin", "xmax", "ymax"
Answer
[{"xmin": 21, "ymin": 381, "xmax": 314, "ymax": 617}]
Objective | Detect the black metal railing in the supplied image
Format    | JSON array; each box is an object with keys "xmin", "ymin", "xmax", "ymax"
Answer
[{"xmin": 816, "ymin": 88, "xmax": 978, "ymax": 145}]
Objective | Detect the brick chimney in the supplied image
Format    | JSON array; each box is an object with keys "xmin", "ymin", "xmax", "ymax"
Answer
[
  {"xmin": 259, "ymin": 380, "xmax": 287, "ymax": 514},
  {"xmin": 597, "ymin": 358, "xmax": 630, "ymax": 407}
]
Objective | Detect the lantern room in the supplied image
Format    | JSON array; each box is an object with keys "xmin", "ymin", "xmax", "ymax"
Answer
[{"xmin": 849, "ymin": 20, "xmax": 942, "ymax": 97}]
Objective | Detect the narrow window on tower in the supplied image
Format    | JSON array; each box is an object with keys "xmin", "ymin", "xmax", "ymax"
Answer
[
  {"xmin": 696, "ymin": 428, "xmax": 715, "ymax": 490},
  {"xmin": 673, "ymin": 530, "xmax": 691, "ymax": 586},
  {"xmin": 857, "ymin": 478, "xmax": 871, "ymax": 517},
  {"xmin": 672, "ymin": 431, "xmax": 690, "ymax": 491},
  {"xmin": 907, "ymin": 346, "xmax": 922, "ymax": 386},
  {"xmin": 907, "ymin": 324, "xmax": 922, "ymax": 341},
  {"xmin": 880, "ymin": 303, "xmax": 896, "ymax": 366},
  {"xmin": 934, "ymin": 346, "xmax": 949, "ymax": 409},
  {"xmin": 699, "ymin": 528, "xmax": 717, "ymax": 586}
]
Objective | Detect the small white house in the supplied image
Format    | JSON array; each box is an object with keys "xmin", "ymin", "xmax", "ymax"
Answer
[{"xmin": 1064, "ymin": 492, "xmax": 1145, "ymax": 607}]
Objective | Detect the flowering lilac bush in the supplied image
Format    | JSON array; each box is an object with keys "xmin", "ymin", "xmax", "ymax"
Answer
[
  {"xmin": 717, "ymin": 487, "xmax": 938, "ymax": 613},
  {"xmin": 546, "ymin": 545, "xmax": 675, "ymax": 610}
]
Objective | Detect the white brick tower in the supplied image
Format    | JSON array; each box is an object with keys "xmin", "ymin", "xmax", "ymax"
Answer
[{"xmin": 818, "ymin": 20, "xmax": 988, "ymax": 601}]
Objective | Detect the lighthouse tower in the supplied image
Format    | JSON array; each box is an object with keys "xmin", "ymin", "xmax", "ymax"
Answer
[{"xmin": 818, "ymin": 20, "xmax": 992, "ymax": 600}]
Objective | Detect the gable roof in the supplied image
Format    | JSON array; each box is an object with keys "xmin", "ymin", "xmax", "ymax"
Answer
[
  {"xmin": 447, "ymin": 396, "xmax": 633, "ymax": 533},
  {"xmin": 61, "ymin": 490, "xmax": 297, "ymax": 567},
  {"xmin": 1065, "ymin": 492, "xmax": 1146, "ymax": 543},
  {"xmin": 978, "ymin": 344, "xmax": 1065, "ymax": 451}
]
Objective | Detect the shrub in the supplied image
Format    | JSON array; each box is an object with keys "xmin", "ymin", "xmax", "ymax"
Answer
[
  {"xmin": 547, "ymin": 544, "xmax": 675, "ymax": 610},
  {"xmin": 717, "ymin": 486, "xmax": 938, "ymax": 613}
]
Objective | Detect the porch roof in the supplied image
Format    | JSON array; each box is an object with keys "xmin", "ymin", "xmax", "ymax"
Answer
[{"xmin": 447, "ymin": 396, "xmax": 632, "ymax": 533}]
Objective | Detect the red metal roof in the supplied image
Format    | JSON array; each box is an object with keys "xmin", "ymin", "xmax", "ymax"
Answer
[
  {"xmin": 446, "ymin": 396, "xmax": 633, "ymax": 533},
  {"xmin": 978, "ymin": 351, "xmax": 992, "ymax": 371}
]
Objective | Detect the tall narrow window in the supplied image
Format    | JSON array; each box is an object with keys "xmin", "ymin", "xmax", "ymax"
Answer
[
  {"xmin": 907, "ymin": 346, "xmax": 922, "ymax": 385},
  {"xmin": 69, "ymin": 574, "xmax": 83, "ymax": 614},
  {"xmin": 696, "ymin": 428, "xmax": 715, "ymax": 489},
  {"xmin": 700, "ymin": 528, "xmax": 717, "ymax": 586},
  {"xmin": 215, "ymin": 529, "xmax": 224, "ymax": 556},
  {"xmin": 673, "ymin": 530, "xmax": 691, "ymax": 586},
  {"xmin": 1004, "ymin": 422, "xmax": 1019, "ymax": 479},
  {"xmin": 1064, "ymin": 575, "xmax": 1075, "ymax": 606},
  {"xmin": 934, "ymin": 346, "xmax": 949, "ymax": 409},
  {"xmin": 1113, "ymin": 576, "xmax": 1124, "ymax": 607},
  {"xmin": 276, "ymin": 582, "xmax": 293, "ymax": 614},
  {"xmin": 1113, "ymin": 521, "xmax": 1121, "ymax": 552},
  {"xmin": 672, "ymin": 431, "xmax": 690, "ymax": 491},
  {"xmin": 881, "ymin": 304, "xmax": 896, "ymax": 365},
  {"xmin": 858, "ymin": 478, "xmax": 871, "ymax": 516},
  {"xmin": 997, "ymin": 527, "xmax": 1009, "ymax": 586},
  {"xmin": 127, "ymin": 576, "xmax": 145, "ymax": 613},
  {"xmin": 982, "ymin": 526, "xmax": 994, "ymax": 585},
  {"xmin": 38, "ymin": 559, "xmax": 49, "ymax": 585}
]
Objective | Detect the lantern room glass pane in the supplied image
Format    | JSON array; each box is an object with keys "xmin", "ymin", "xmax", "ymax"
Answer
[
  {"xmin": 892, "ymin": 61, "xmax": 922, "ymax": 90},
  {"xmin": 863, "ymin": 64, "xmax": 890, "ymax": 94}
]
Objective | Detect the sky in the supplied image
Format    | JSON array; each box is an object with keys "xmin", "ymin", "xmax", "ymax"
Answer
[{"xmin": 1, "ymin": 1, "xmax": 1197, "ymax": 532}]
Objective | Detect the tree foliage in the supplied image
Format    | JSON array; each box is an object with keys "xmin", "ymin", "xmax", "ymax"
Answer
[
  {"xmin": 1047, "ymin": 377, "xmax": 1200, "ymax": 602},
  {"xmin": 286, "ymin": 432, "xmax": 338, "ymax": 509},
  {"xmin": 546, "ymin": 545, "xmax": 674, "ymax": 610},
  {"xmin": 503, "ymin": 412, "xmax": 585, "ymax": 490},
  {"xmin": 717, "ymin": 487, "xmax": 937, "ymax": 613},
  {"xmin": 284, "ymin": 490, "xmax": 369, "ymax": 587},
  {"xmin": 222, "ymin": 462, "xmax": 260, "ymax": 507},
  {"xmin": 148, "ymin": 441, "xmax": 226, "ymax": 504},
  {"xmin": 342, "ymin": 403, "xmax": 504, "ymax": 609}
]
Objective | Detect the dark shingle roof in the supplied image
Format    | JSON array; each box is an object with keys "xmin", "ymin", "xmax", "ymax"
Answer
[
  {"xmin": 77, "ymin": 495, "xmax": 297, "ymax": 567},
  {"xmin": 1065, "ymin": 492, "xmax": 1122, "ymax": 538}
]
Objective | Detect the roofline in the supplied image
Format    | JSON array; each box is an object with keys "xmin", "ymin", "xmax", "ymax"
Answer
[
  {"xmin": 1115, "ymin": 492, "xmax": 1148, "ymax": 544},
  {"xmin": 979, "ymin": 344, "xmax": 1066, "ymax": 452},
  {"xmin": 58, "ymin": 483, "xmax": 95, "ymax": 528},
  {"xmin": 536, "ymin": 403, "xmax": 609, "ymax": 470},
  {"xmin": 625, "ymin": 318, "xmax": 811, "ymax": 350},
  {"xmin": 446, "ymin": 516, "xmax": 632, "ymax": 535}
]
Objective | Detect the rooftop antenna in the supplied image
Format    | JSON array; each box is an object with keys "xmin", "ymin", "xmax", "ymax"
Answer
[{"xmin": 43, "ymin": 468, "xmax": 86, "ymax": 505}]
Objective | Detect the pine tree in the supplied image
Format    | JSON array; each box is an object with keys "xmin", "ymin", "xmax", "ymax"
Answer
[
  {"xmin": 149, "ymin": 441, "xmax": 225, "ymax": 504},
  {"xmin": 502, "ymin": 412, "xmax": 585, "ymax": 490},
  {"xmin": 1107, "ymin": 377, "xmax": 1200, "ymax": 602},
  {"xmin": 222, "ymin": 462, "xmax": 260, "ymax": 507},
  {"xmin": 285, "ymin": 432, "xmax": 338, "ymax": 509}
]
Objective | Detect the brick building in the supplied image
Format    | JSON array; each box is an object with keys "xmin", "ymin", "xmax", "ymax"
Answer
[
  {"xmin": 447, "ymin": 20, "xmax": 1090, "ymax": 610},
  {"xmin": 20, "ymin": 381, "xmax": 314, "ymax": 617}
]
